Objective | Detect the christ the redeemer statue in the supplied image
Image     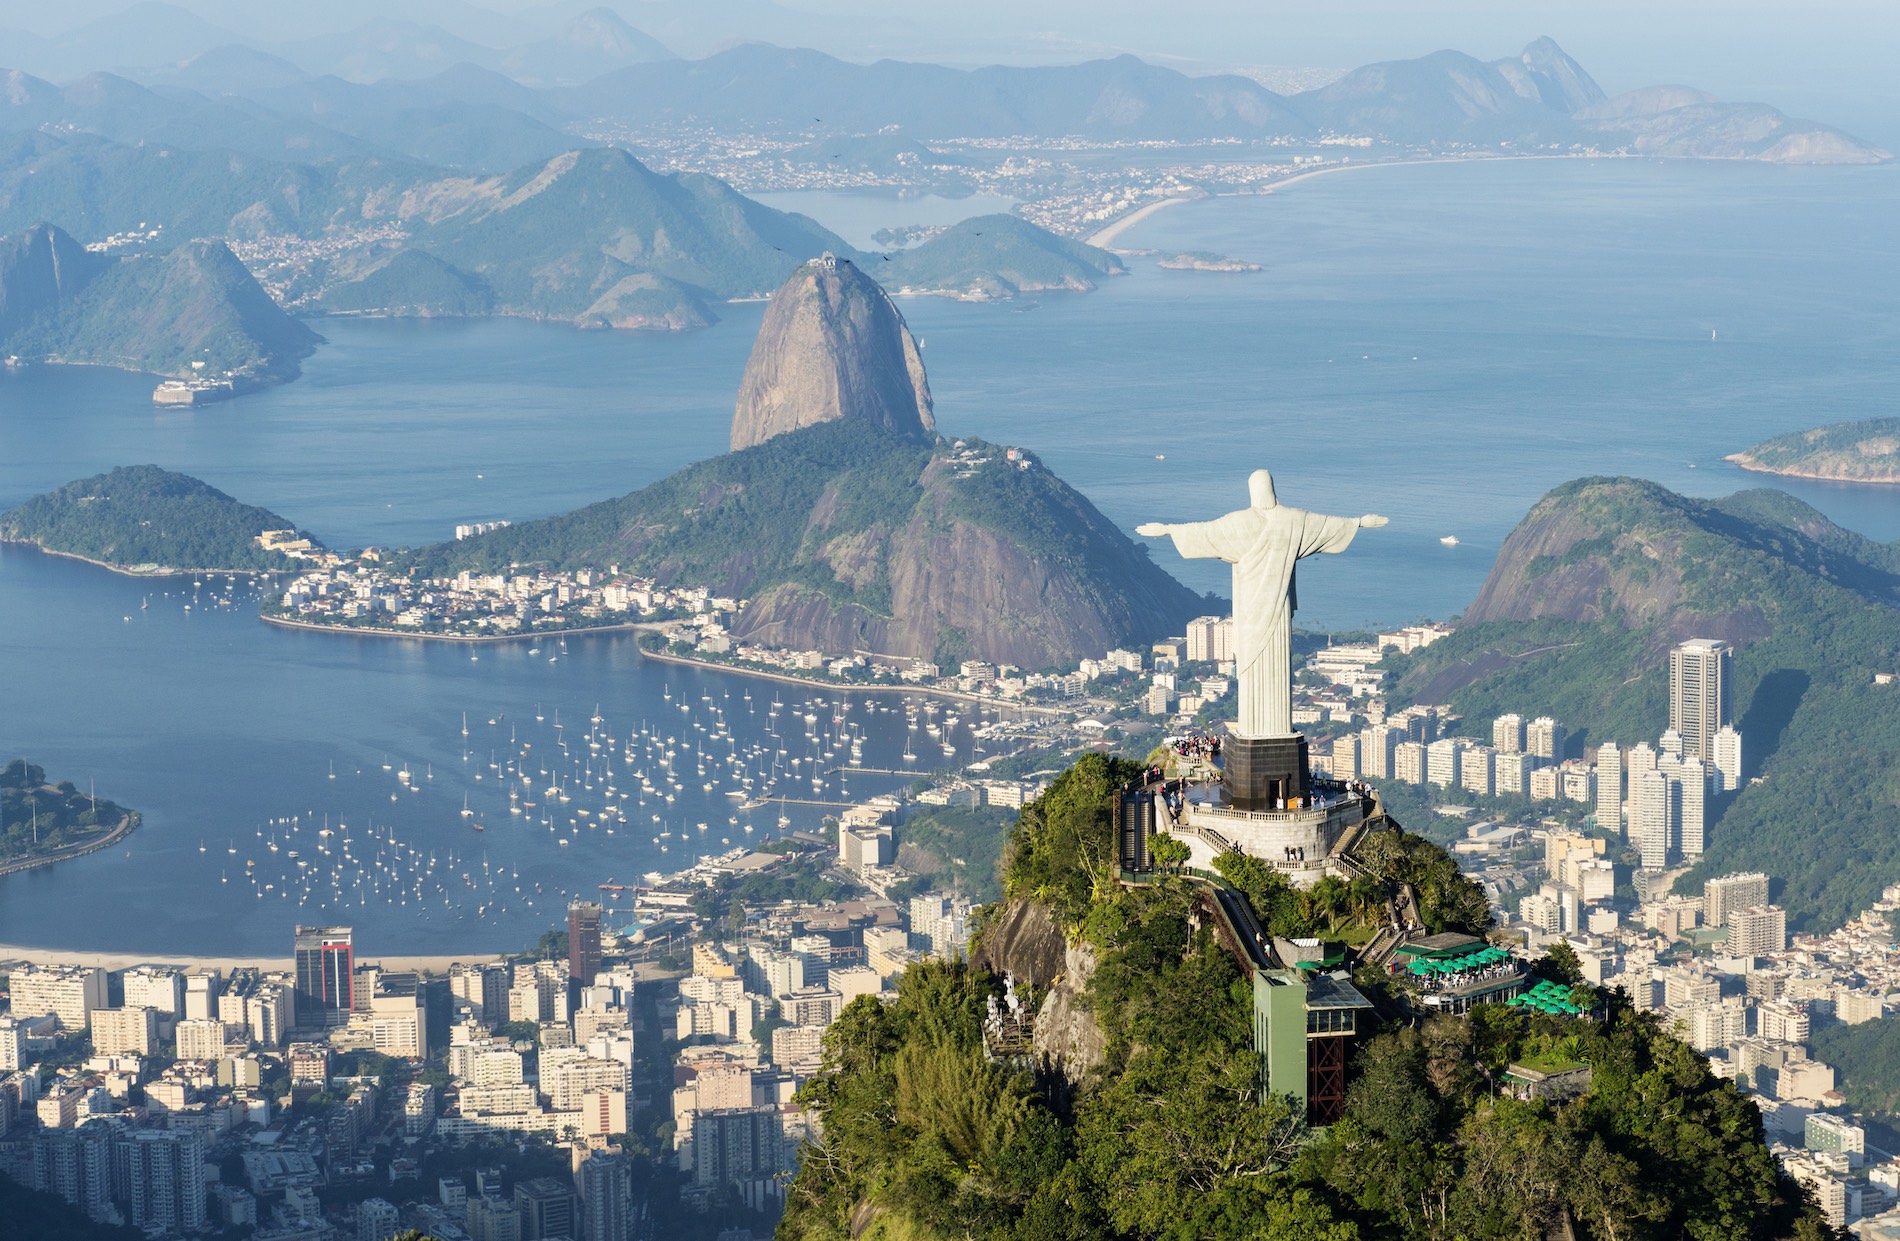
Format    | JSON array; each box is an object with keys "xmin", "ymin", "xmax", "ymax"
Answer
[{"xmin": 1139, "ymin": 470, "xmax": 1386, "ymax": 740}]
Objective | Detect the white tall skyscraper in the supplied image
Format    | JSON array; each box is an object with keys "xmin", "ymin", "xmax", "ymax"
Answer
[
  {"xmin": 1492, "ymin": 713, "xmax": 1525, "ymax": 754},
  {"xmin": 1594, "ymin": 742, "xmax": 1623, "ymax": 833},
  {"xmin": 1675, "ymin": 757, "xmax": 1708, "ymax": 858},
  {"xmin": 1670, "ymin": 638, "xmax": 1733, "ymax": 761},
  {"xmin": 1630, "ymin": 769, "xmax": 1675, "ymax": 870},
  {"xmin": 1626, "ymin": 741, "xmax": 1658, "ymax": 776},
  {"xmin": 1713, "ymin": 725, "xmax": 1744, "ymax": 793}
]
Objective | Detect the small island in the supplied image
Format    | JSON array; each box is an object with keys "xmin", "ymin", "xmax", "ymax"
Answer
[
  {"xmin": 0, "ymin": 465, "xmax": 325, "ymax": 574},
  {"xmin": 1157, "ymin": 250, "xmax": 1262, "ymax": 273},
  {"xmin": 1727, "ymin": 417, "xmax": 1900, "ymax": 484},
  {"xmin": 1, "ymin": 760, "xmax": 139, "ymax": 877}
]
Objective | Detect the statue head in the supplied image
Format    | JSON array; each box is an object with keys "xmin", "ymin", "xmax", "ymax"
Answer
[{"xmin": 1248, "ymin": 469, "xmax": 1278, "ymax": 509}]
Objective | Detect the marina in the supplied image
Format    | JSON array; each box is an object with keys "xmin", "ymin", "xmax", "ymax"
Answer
[{"xmin": 0, "ymin": 550, "xmax": 1043, "ymax": 955}]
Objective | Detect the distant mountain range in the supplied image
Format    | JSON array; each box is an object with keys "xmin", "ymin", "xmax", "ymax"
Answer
[
  {"xmin": 1390, "ymin": 476, "xmax": 1900, "ymax": 930},
  {"xmin": 0, "ymin": 222, "xmax": 315, "ymax": 380},
  {"xmin": 0, "ymin": 27, "xmax": 1882, "ymax": 374},
  {"xmin": 0, "ymin": 32, "xmax": 1880, "ymax": 175}
]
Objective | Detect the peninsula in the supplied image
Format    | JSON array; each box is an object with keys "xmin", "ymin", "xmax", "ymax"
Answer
[
  {"xmin": 1726, "ymin": 417, "xmax": 1900, "ymax": 484},
  {"xmin": 419, "ymin": 256, "xmax": 1205, "ymax": 669},
  {"xmin": 0, "ymin": 466, "xmax": 323, "ymax": 574},
  {"xmin": 0, "ymin": 759, "xmax": 138, "ymax": 877}
]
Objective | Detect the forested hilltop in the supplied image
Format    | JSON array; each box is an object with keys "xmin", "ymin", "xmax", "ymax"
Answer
[
  {"xmin": 778, "ymin": 753, "xmax": 1835, "ymax": 1241},
  {"xmin": 2, "ymin": 759, "xmax": 136, "ymax": 870},
  {"xmin": 0, "ymin": 465, "xmax": 318, "ymax": 572},
  {"xmin": 406, "ymin": 420, "xmax": 1203, "ymax": 670},
  {"xmin": 1384, "ymin": 476, "xmax": 1900, "ymax": 931}
]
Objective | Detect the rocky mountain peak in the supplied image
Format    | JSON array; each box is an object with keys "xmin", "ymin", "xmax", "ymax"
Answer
[{"xmin": 729, "ymin": 254, "xmax": 935, "ymax": 451}]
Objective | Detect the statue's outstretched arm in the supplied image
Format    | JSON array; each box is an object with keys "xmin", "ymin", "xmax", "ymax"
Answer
[
  {"xmin": 1135, "ymin": 522, "xmax": 1173, "ymax": 537},
  {"xmin": 1359, "ymin": 514, "xmax": 1389, "ymax": 528}
]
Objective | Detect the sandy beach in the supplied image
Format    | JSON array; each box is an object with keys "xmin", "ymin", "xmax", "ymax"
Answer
[
  {"xmin": 0, "ymin": 945, "xmax": 506, "ymax": 974},
  {"xmin": 1086, "ymin": 153, "xmax": 1606, "ymax": 250}
]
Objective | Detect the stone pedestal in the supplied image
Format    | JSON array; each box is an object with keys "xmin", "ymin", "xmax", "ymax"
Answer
[{"xmin": 1224, "ymin": 735, "xmax": 1309, "ymax": 811}]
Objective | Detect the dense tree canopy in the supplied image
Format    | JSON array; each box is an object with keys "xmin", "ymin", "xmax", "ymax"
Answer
[{"xmin": 780, "ymin": 753, "xmax": 1834, "ymax": 1241}]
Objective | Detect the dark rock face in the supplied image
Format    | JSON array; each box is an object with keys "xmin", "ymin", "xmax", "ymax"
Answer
[{"xmin": 729, "ymin": 255, "xmax": 934, "ymax": 451}]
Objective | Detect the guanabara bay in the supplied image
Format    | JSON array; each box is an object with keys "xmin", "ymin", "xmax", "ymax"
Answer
[{"xmin": 0, "ymin": 5, "xmax": 1895, "ymax": 1241}]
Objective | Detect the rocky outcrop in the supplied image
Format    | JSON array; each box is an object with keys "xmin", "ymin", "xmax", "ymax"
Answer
[
  {"xmin": 969, "ymin": 898, "xmax": 1066, "ymax": 986},
  {"xmin": 727, "ymin": 448, "xmax": 1204, "ymax": 669},
  {"xmin": 729, "ymin": 255, "xmax": 934, "ymax": 451},
  {"xmin": 1031, "ymin": 938, "xmax": 1105, "ymax": 1078},
  {"xmin": 969, "ymin": 898, "xmax": 1105, "ymax": 1079}
]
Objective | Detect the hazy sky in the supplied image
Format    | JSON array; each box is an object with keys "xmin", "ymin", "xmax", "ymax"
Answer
[{"xmin": 0, "ymin": 0, "xmax": 1892, "ymax": 143}]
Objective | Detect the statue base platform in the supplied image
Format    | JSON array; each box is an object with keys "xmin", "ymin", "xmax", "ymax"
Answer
[{"xmin": 1223, "ymin": 734, "xmax": 1310, "ymax": 812}]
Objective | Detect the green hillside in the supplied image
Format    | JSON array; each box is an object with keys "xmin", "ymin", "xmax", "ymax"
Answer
[
  {"xmin": 318, "ymin": 249, "xmax": 495, "ymax": 317},
  {"xmin": 882, "ymin": 214, "xmax": 1124, "ymax": 297},
  {"xmin": 0, "ymin": 224, "xmax": 318, "ymax": 380},
  {"xmin": 1388, "ymin": 477, "xmax": 1900, "ymax": 929},
  {"xmin": 404, "ymin": 420, "xmax": 1203, "ymax": 669},
  {"xmin": 0, "ymin": 465, "xmax": 317, "ymax": 571},
  {"xmin": 409, "ymin": 419, "xmax": 932, "ymax": 603},
  {"xmin": 1729, "ymin": 417, "xmax": 1900, "ymax": 483},
  {"xmin": 779, "ymin": 753, "xmax": 1833, "ymax": 1241},
  {"xmin": 2, "ymin": 759, "xmax": 136, "ymax": 868}
]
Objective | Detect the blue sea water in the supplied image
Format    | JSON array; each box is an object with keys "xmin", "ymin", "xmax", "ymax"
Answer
[{"xmin": 1, "ymin": 157, "xmax": 1895, "ymax": 953}]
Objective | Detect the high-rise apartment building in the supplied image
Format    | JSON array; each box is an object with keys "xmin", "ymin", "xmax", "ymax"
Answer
[
  {"xmin": 1493, "ymin": 751, "xmax": 1533, "ymax": 798},
  {"xmin": 1459, "ymin": 744, "xmax": 1495, "ymax": 796},
  {"xmin": 293, "ymin": 926, "xmax": 354, "ymax": 1025},
  {"xmin": 184, "ymin": 971, "xmax": 221, "ymax": 1022},
  {"xmin": 176, "ymin": 1019, "xmax": 228, "ymax": 1062},
  {"xmin": 1185, "ymin": 615, "xmax": 1234, "ymax": 664},
  {"xmin": 121, "ymin": 967, "xmax": 185, "ymax": 1022},
  {"xmin": 1630, "ymin": 769, "xmax": 1675, "ymax": 870},
  {"xmin": 451, "ymin": 962, "xmax": 511, "ymax": 1029},
  {"xmin": 1713, "ymin": 725, "xmax": 1745, "ymax": 793},
  {"xmin": 1394, "ymin": 741, "xmax": 1425, "ymax": 785},
  {"xmin": 568, "ymin": 902, "xmax": 604, "ymax": 987},
  {"xmin": 1424, "ymin": 737, "xmax": 1461, "ymax": 788},
  {"xmin": 8, "ymin": 964, "xmax": 107, "ymax": 1032},
  {"xmin": 1704, "ymin": 872, "xmax": 1771, "ymax": 928},
  {"xmin": 1728, "ymin": 906, "xmax": 1788, "ymax": 957},
  {"xmin": 91, "ymin": 1007, "xmax": 159, "ymax": 1057},
  {"xmin": 1670, "ymin": 638, "xmax": 1733, "ymax": 761},
  {"xmin": 579, "ymin": 1149, "xmax": 635, "ymax": 1241},
  {"xmin": 1492, "ymin": 713, "xmax": 1525, "ymax": 753},
  {"xmin": 1526, "ymin": 717, "xmax": 1566, "ymax": 763},
  {"xmin": 514, "ymin": 1177, "xmax": 581, "ymax": 1241},
  {"xmin": 1594, "ymin": 742, "xmax": 1623, "ymax": 832},
  {"xmin": 1359, "ymin": 726, "xmax": 1398, "ymax": 780},
  {"xmin": 37, "ymin": 1120, "xmax": 114, "ymax": 1220},
  {"xmin": 118, "ymin": 1128, "xmax": 208, "ymax": 1234},
  {"xmin": 1675, "ymin": 757, "xmax": 1708, "ymax": 858}
]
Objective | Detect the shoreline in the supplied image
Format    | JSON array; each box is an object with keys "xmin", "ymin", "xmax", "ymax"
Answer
[
  {"xmin": 638, "ymin": 647, "xmax": 1064, "ymax": 716},
  {"xmin": 0, "ymin": 945, "xmax": 507, "ymax": 974},
  {"xmin": 0, "ymin": 540, "xmax": 297, "ymax": 579},
  {"xmin": 1086, "ymin": 192, "xmax": 1204, "ymax": 248},
  {"xmin": 259, "ymin": 613, "xmax": 663, "ymax": 645},
  {"xmin": 1725, "ymin": 453, "xmax": 1900, "ymax": 486},
  {"xmin": 1088, "ymin": 152, "xmax": 1623, "ymax": 250},
  {"xmin": 0, "ymin": 812, "xmax": 139, "ymax": 880}
]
